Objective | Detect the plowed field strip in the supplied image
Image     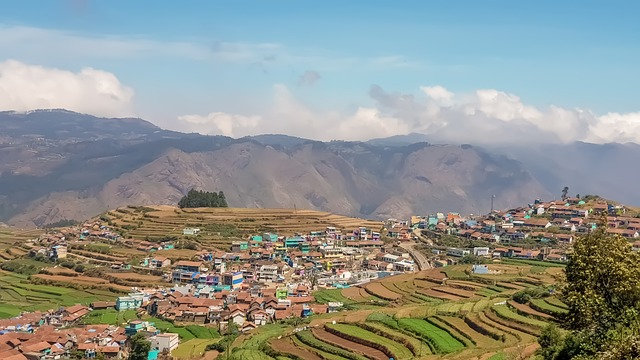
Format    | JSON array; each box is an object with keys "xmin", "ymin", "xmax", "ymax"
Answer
[{"xmin": 311, "ymin": 328, "xmax": 388, "ymax": 360}]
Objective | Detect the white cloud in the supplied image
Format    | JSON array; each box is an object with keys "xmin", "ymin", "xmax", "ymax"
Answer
[
  {"xmin": 175, "ymin": 84, "xmax": 640, "ymax": 145},
  {"xmin": 173, "ymin": 84, "xmax": 412, "ymax": 141},
  {"xmin": 421, "ymin": 86, "xmax": 454, "ymax": 106},
  {"xmin": 0, "ymin": 60, "xmax": 134, "ymax": 117},
  {"xmin": 178, "ymin": 112, "xmax": 261, "ymax": 137}
]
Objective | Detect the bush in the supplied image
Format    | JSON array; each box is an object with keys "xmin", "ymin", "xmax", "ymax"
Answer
[
  {"xmin": 74, "ymin": 264, "xmax": 86, "ymax": 273},
  {"xmin": 513, "ymin": 292, "xmax": 532, "ymax": 304},
  {"xmin": 60, "ymin": 261, "xmax": 76, "ymax": 269},
  {"xmin": 0, "ymin": 260, "xmax": 41, "ymax": 275},
  {"xmin": 512, "ymin": 287, "xmax": 551, "ymax": 304}
]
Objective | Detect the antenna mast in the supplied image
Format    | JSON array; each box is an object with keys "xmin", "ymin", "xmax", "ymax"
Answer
[{"xmin": 491, "ymin": 194, "xmax": 496, "ymax": 213}]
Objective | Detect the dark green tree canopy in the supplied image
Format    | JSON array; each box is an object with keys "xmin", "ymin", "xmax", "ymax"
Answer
[
  {"xmin": 538, "ymin": 219, "xmax": 640, "ymax": 359},
  {"xmin": 128, "ymin": 333, "xmax": 151, "ymax": 360},
  {"xmin": 178, "ymin": 189, "xmax": 228, "ymax": 208}
]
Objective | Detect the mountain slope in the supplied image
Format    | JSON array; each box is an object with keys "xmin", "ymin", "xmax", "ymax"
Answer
[
  {"xmin": 0, "ymin": 110, "xmax": 563, "ymax": 227},
  {"xmin": 4, "ymin": 132, "xmax": 550, "ymax": 227}
]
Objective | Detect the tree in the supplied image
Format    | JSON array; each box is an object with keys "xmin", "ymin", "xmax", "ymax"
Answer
[
  {"xmin": 538, "ymin": 324, "xmax": 565, "ymax": 360},
  {"xmin": 561, "ymin": 186, "xmax": 569, "ymax": 200},
  {"xmin": 538, "ymin": 220, "xmax": 640, "ymax": 359},
  {"xmin": 218, "ymin": 191, "xmax": 227, "ymax": 207},
  {"xmin": 459, "ymin": 254, "xmax": 486, "ymax": 265},
  {"xmin": 178, "ymin": 188, "xmax": 229, "ymax": 208},
  {"xmin": 128, "ymin": 333, "xmax": 151, "ymax": 360},
  {"xmin": 562, "ymin": 224, "xmax": 640, "ymax": 333}
]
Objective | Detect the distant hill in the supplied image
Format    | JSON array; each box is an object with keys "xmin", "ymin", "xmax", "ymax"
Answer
[
  {"xmin": 366, "ymin": 132, "xmax": 432, "ymax": 146},
  {"xmin": 0, "ymin": 110, "xmax": 552, "ymax": 227},
  {"xmin": 246, "ymin": 134, "xmax": 310, "ymax": 148}
]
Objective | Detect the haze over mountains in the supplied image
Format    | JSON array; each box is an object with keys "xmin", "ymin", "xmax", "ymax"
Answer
[{"xmin": 0, "ymin": 110, "xmax": 637, "ymax": 228}]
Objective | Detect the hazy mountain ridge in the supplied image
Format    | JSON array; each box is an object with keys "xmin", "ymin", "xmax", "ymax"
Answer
[{"xmin": 3, "ymin": 109, "xmax": 633, "ymax": 228}]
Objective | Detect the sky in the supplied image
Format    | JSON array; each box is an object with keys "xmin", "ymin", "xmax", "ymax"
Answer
[{"xmin": 1, "ymin": 0, "xmax": 639, "ymax": 143}]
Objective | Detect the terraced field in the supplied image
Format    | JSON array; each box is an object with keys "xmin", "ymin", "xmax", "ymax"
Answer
[
  {"xmin": 0, "ymin": 271, "xmax": 122, "ymax": 318},
  {"xmin": 250, "ymin": 262, "xmax": 565, "ymax": 360},
  {"xmin": 102, "ymin": 205, "xmax": 383, "ymax": 249},
  {"xmin": 0, "ymin": 228, "xmax": 43, "ymax": 260},
  {"xmin": 312, "ymin": 327, "xmax": 389, "ymax": 360}
]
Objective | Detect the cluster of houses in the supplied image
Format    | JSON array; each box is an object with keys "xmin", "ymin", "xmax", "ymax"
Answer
[
  {"xmin": 424, "ymin": 199, "xmax": 629, "ymax": 243},
  {"xmin": 411, "ymin": 197, "xmax": 640, "ymax": 266},
  {"xmin": 126, "ymin": 283, "xmax": 339, "ymax": 333},
  {"xmin": 0, "ymin": 306, "xmax": 180, "ymax": 360}
]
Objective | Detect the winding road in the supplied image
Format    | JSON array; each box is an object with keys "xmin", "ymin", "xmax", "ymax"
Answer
[{"xmin": 399, "ymin": 239, "xmax": 432, "ymax": 270}]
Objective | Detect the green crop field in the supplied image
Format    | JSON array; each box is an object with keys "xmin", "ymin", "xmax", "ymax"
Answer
[
  {"xmin": 529, "ymin": 298, "xmax": 568, "ymax": 316},
  {"xmin": 367, "ymin": 312, "xmax": 400, "ymax": 329},
  {"xmin": 436, "ymin": 315, "xmax": 500, "ymax": 347},
  {"xmin": 397, "ymin": 318, "xmax": 466, "ymax": 353},
  {"xmin": 241, "ymin": 324, "xmax": 286, "ymax": 350},
  {"xmin": 290, "ymin": 336, "xmax": 346, "ymax": 360},
  {"xmin": 363, "ymin": 321, "xmax": 432, "ymax": 356},
  {"xmin": 82, "ymin": 309, "xmax": 139, "ymax": 325},
  {"xmin": 491, "ymin": 305, "xmax": 548, "ymax": 328},
  {"xmin": 327, "ymin": 323, "xmax": 414, "ymax": 360},
  {"xmin": 185, "ymin": 325, "xmax": 220, "ymax": 339},
  {"xmin": 0, "ymin": 271, "xmax": 120, "ymax": 317},
  {"xmin": 313, "ymin": 289, "xmax": 355, "ymax": 305},
  {"xmin": 296, "ymin": 330, "xmax": 368, "ymax": 360},
  {"xmin": 544, "ymin": 297, "xmax": 569, "ymax": 309},
  {"xmin": 500, "ymin": 259, "xmax": 566, "ymax": 268},
  {"xmin": 172, "ymin": 338, "xmax": 219, "ymax": 359},
  {"xmin": 229, "ymin": 349, "xmax": 273, "ymax": 360}
]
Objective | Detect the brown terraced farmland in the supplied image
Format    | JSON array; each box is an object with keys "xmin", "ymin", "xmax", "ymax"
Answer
[
  {"xmin": 0, "ymin": 227, "xmax": 44, "ymax": 260},
  {"xmin": 102, "ymin": 205, "xmax": 383, "ymax": 249}
]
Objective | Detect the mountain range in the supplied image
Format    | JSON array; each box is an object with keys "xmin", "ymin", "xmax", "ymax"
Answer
[{"xmin": 0, "ymin": 110, "xmax": 636, "ymax": 228}]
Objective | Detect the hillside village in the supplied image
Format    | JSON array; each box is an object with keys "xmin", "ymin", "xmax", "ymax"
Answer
[{"xmin": 0, "ymin": 196, "xmax": 638, "ymax": 360}]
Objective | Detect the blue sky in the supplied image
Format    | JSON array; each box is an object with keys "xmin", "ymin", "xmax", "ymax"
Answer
[{"xmin": 0, "ymin": 1, "xmax": 639, "ymax": 143}]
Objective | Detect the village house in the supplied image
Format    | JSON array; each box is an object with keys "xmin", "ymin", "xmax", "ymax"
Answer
[
  {"xmin": 49, "ymin": 245, "xmax": 67, "ymax": 260},
  {"xmin": 61, "ymin": 305, "xmax": 90, "ymax": 326},
  {"xmin": 150, "ymin": 333, "xmax": 179, "ymax": 354},
  {"xmin": 149, "ymin": 256, "xmax": 171, "ymax": 268}
]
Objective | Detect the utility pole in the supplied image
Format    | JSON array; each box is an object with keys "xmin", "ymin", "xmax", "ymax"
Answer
[{"xmin": 490, "ymin": 194, "xmax": 496, "ymax": 214}]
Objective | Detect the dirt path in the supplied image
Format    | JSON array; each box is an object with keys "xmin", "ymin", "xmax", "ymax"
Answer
[
  {"xmin": 311, "ymin": 328, "xmax": 388, "ymax": 360},
  {"xmin": 271, "ymin": 338, "xmax": 323, "ymax": 360},
  {"xmin": 201, "ymin": 350, "xmax": 219, "ymax": 360}
]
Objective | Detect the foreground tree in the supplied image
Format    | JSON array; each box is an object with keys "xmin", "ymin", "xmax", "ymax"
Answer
[
  {"xmin": 562, "ymin": 225, "xmax": 640, "ymax": 333},
  {"xmin": 539, "ymin": 222, "xmax": 640, "ymax": 359},
  {"xmin": 128, "ymin": 333, "xmax": 151, "ymax": 360}
]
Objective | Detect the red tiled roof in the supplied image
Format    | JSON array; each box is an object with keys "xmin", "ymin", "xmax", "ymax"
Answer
[{"xmin": 21, "ymin": 341, "xmax": 51, "ymax": 353}]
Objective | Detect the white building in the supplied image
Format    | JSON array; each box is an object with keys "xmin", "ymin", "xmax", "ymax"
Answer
[
  {"xmin": 446, "ymin": 248, "xmax": 470, "ymax": 257},
  {"xmin": 382, "ymin": 253, "xmax": 400, "ymax": 263},
  {"xmin": 183, "ymin": 228, "xmax": 201, "ymax": 236},
  {"xmin": 393, "ymin": 259, "xmax": 415, "ymax": 272},
  {"xmin": 151, "ymin": 333, "xmax": 180, "ymax": 353},
  {"xmin": 258, "ymin": 265, "xmax": 278, "ymax": 282},
  {"xmin": 473, "ymin": 247, "xmax": 490, "ymax": 257}
]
